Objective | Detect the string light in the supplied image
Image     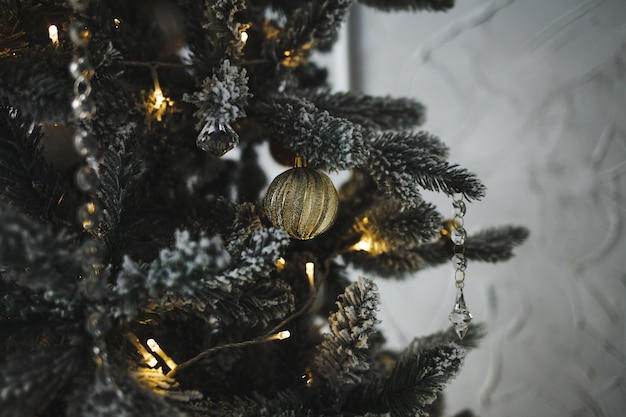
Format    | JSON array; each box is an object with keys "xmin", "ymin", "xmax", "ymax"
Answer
[
  {"xmin": 351, "ymin": 217, "xmax": 388, "ymax": 255},
  {"xmin": 113, "ymin": 18, "xmax": 121, "ymax": 29},
  {"xmin": 236, "ymin": 24, "xmax": 250, "ymax": 51},
  {"xmin": 146, "ymin": 338, "xmax": 178, "ymax": 371},
  {"xmin": 48, "ymin": 25, "xmax": 59, "ymax": 45},
  {"xmin": 302, "ymin": 367, "xmax": 314, "ymax": 385},
  {"xmin": 275, "ymin": 257, "xmax": 286, "ymax": 271},
  {"xmin": 147, "ymin": 66, "xmax": 172, "ymax": 122},
  {"xmin": 305, "ymin": 262, "xmax": 315, "ymax": 289},
  {"xmin": 125, "ymin": 333, "xmax": 159, "ymax": 367},
  {"xmin": 352, "ymin": 237, "xmax": 373, "ymax": 252},
  {"xmin": 263, "ymin": 330, "xmax": 291, "ymax": 341}
]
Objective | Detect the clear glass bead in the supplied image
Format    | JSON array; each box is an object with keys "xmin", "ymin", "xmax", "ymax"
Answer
[
  {"xmin": 451, "ymin": 253, "xmax": 467, "ymax": 270},
  {"xmin": 451, "ymin": 227, "xmax": 467, "ymax": 245},
  {"xmin": 69, "ymin": 57, "xmax": 94, "ymax": 80},
  {"xmin": 69, "ymin": 21, "xmax": 92, "ymax": 46},
  {"xmin": 77, "ymin": 201, "xmax": 101, "ymax": 230},
  {"xmin": 83, "ymin": 266, "xmax": 107, "ymax": 300},
  {"xmin": 75, "ymin": 165, "xmax": 100, "ymax": 192},
  {"xmin": 85, "ymin": 310, "xmax": 109, "ymax": 338},
  {"xmin": 81, "ymin": 239, "xmax": 105, "ymax": 264},
  {"xmin": 74, "ymin": 130, "xmax": 98, "ymax": 156},
  {"xmin": 72, "ymin": 97, "xmax": 96, "ymax": 119}
]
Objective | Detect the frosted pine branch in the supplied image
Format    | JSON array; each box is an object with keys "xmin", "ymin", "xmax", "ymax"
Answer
[
  {"xmin": 0, "ymin": 205, "xmax": 82, "ymax": 306},
  {"xmin": 0, "ymin": 346, "xmax": 82, "ymax": 417},
  {"xmin": 382, "ymin": 343, "xmax": 466, "ymax": 417},
  {"xmin": 367, "ymin": 131, "xmax": 486, "ymax": 206},
  {"xmin": 184, "ymin": 59, "xmax": 250, "ymax": 145},
  {"xmin": 96, "ymin": 124, "xmax": 141, "ymax": 261},
  {"xmin": 313, "ymin": 276, "xmax": 380, "ymax": 390},
  {"xmin": 0, "ymin": 107, "xmax": 62, "ymax": 220},
  {"xmin": 356, "ymin": 199, "xmax": 443, "ymax": 250},
  {"xmin": 114, "ymin": 230, "xmax": 232, "ymax": 319},
  {"xmin": 305, "ymin": 90, "xmax": 427, "ymax": 130},
  {"xmin": 258, "ymin": 94, "xmax": 366, "ymax": 170}
]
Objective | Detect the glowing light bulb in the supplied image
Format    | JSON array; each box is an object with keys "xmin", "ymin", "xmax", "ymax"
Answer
[
  {"xmin": 305, "ymin": 262, "xmax": 315, "ymax": 289},
  {"xmin": 265, "ymin": 330, "xmax": 291, "ymax": 341},
  {"xmin": 152, "ymin": 87, "xmax": 164, "ymax": 109},
  {"xmin": 240, "ymin": 31, "xmax": 248, "ymax": 43},
  {"xmin": 146, "ymin": 338, "xmax": 178, "ymax": 371},
  {"xmin": 48, "ymin": 25, "xmax": 59, "ymax": 45},
  {"xmin": 275, "ymin": 257, "xmax": 286, "ymax": 271},
  {"xmin": 276, "ymin": 330, "xmax": 291, "ymax": 340},
  {"xmin": 353, "ymin": 237, "xmax": 373, "ymax": 252},
  {"xmin": 113, "ymin": 18, "xmax": 121, "ymax": 29},
  {"xmin": 126, "ymin": 333, "xmax": 159, "ymax": 367}
]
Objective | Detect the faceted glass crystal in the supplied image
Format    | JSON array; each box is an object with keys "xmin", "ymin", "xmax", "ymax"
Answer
[
  {"xmin": 197, "ymin": 121, "xmax": 239, "ymax": 156},
  {"xmin": 449, "ymin": 287, "xmax": 473, "ymax": 339},
  {"xmin": 451, "ymin": 226, "xmax": 467, "ymax": 245}
]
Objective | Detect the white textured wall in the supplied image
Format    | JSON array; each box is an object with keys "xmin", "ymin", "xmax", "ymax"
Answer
[{"xmin": 351, "ymin": 1, "xmax": 626, "ymax": 416}]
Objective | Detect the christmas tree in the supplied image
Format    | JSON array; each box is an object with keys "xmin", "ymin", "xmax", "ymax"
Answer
[{"xmin": 0, "ymin": 1, "xmax": 528, "ymax": 416}]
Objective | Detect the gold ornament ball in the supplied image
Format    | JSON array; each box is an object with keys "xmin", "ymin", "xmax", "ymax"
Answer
[{"xmin": 263, "ymin": 155, "xmax": 338, "ymax": 240}]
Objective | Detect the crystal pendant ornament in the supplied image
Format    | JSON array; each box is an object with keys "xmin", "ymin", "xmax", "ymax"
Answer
[
  {"xmin": 449, "ymin": 287, "xmax": 473, "ymax": 339},
  {"xmin": 197, "ymin": 121, "xmax": 239, "ymax": 156}
]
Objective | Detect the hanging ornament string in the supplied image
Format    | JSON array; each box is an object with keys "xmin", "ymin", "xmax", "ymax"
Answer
[
  {"xmin": 67, "ymin": 0, "xmax": 124, "ymax": 407},
  {"xmin": 67, "ymin": 2, "xmax": 106, "ymax": 286},
  {"xmin": 448, "ymin": 193, "xmax": 473, "ymax": 339}
]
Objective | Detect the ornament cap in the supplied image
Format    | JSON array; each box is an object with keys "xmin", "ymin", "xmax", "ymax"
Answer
[{"xmin": 294, "ymin": 154, "xmax": 307, "ymax": 168}]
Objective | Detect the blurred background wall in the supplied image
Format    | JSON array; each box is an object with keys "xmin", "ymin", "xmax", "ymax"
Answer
[{"xmin": 338, "ymin": 1, "xmax": 626, "ymax": 416}]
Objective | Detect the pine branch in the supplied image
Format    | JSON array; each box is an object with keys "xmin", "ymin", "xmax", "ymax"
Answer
[
  {"xmin": 359, "ymin": 0, "xmax": 454, "ymax": 12},
  {"xmin": 353, "ymin": 343, "xmax": 466, "ymax": 417},
  {"xmin": 356, "ymin": 198, "xmax": 443, "ymax": 250},
  {"xmin": 257, "ymin": 94, "xmax": 365, "ymax": 170},
  {"xmin": 305, "ymin": 90, "xmax": 427, "ymax": 130},
  {"xmin": 464, "ymin": 226, "xmax": 530, "ymax": 262},
  {"xmin": 0, "ymin": 46, "xmax": 73, "ymax": 122},
  {"xmin": 183, "ymin": 59, "xmax": 250, "ymax": 150},
  {"xmin": 343, "ymin": 249, "xmax": 426, "ymax": 279},
  {"xmin": 0, "ymin": 106, "xmax": 63, "ymax": 220},
  {"xmin": 401, "ymin": 323, "xmax": 486, "ymax": 358},
  {"xmin": 0, "ymin": 346, "xmax": 83, "ymax": 417},
  {"xmin": 114, "ymin": 230, "xmax": 232, "ymax": 321},
  {"xmin": 265, "ymin": 0, "xmax": 354, "ymax": 59},
  {"xmin": 367, "ymin": 131, "xmax": 485, "ymax": 206},
  {"xmin": 312, "ymin": 276, "xmax": 380, "ymax": 395},
  {"xmin": 200, "ymin": 391, "xmax": 309, "ymax": 417},
  {"xmin": 345, "ymin": 225, "xmax": 528, "ymax": 278},
  {"xmin": 223, "ymin": 227, "xmax": 291, "ymax": 282},
  {"xmin": 68, "ymin": 372, "xmax": 190, "ymax": 417},
  {"xmin": 0, "ymin": 205, "xmax": 83, "ymax": 307},
  {"xmin": 414, "ymin": 225, "xmax": 530, "ymax": 268},
  {"xmin": 97, "ymin": 124, "xmax": 142, "ymax": 263}
]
